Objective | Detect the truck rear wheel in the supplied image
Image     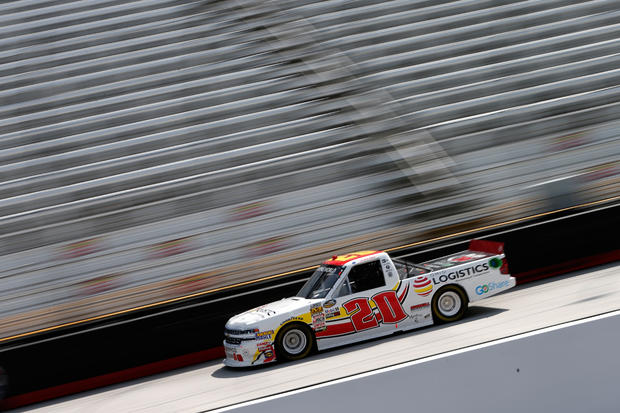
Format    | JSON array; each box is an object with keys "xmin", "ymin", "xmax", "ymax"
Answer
[
  {"xmin": 432, "ymin": 285, "xmax": 468, "ymax": 323},
  {"xmin": 275, "ymin": 323, "xmax": 314, "ymax": 361}
]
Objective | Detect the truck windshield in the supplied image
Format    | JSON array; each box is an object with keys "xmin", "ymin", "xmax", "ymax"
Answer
[{"xmin": 297, "ymin": 265, "xmax": 344, "ymax": 299}]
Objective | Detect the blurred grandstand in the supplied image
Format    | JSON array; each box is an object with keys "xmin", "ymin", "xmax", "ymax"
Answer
[{"xmin": 0, "ymin": 0, "xmax": 618, "ymax": 339}]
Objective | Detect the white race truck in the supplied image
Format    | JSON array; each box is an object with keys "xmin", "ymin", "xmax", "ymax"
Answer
[{"xmin": 223, "ymin": 239, "xmax": 515, "ymax": 367}]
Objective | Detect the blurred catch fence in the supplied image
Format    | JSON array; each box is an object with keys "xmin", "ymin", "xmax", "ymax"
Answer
[{"xmin": 0, "ymin": 0, "xmax": 618, "ymax": 339}]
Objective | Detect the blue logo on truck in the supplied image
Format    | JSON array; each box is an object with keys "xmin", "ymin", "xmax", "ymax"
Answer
[{"xmin": 475, "ymin": 280, "xmax": 510, "ymax": 295}]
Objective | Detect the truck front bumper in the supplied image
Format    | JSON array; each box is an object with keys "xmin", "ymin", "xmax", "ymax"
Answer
[{"xmin": 223, "ymin": 340, "xmax": 277, "ymax": 367}]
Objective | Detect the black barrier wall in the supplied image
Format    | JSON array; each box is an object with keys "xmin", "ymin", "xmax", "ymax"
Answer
[{"xmin": 0, "ymin": 203, "xmax": 617, "ymax": 403}]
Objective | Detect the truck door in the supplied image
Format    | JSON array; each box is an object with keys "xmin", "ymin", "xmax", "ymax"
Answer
[{"xmin": 331, "ymin": 259, "xmax": 410, "ymax": 339}]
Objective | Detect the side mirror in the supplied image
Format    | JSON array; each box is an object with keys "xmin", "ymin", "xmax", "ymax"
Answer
[{"xmin": 324, "ymin": 299, "xmax": 337, "ymax": 308}]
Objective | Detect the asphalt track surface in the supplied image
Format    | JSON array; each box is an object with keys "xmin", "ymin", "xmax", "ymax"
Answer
[{"xmin": 18, "ymin": 262, "xmax": 620, "ymax": 413}]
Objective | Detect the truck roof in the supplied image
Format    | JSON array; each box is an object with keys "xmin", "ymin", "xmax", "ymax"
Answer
[{"xmin": 323, "ymin": 250, "xmax": 382, "ymax": 266}]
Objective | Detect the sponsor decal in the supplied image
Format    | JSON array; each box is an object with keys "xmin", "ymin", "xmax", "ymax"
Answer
[
  {"xmin": 488, "ymin": 257, "xmax": 503, "ymax": 269},
  {"xmin": 225, "ymin": 346, "xmax": 236, "ymax": 359},
  {"xmin": 311, "ymin": 302, "xmax": 325, "ymax": 328},
  {"xmin": 413, "ymin": 276, "xmax": 433, "ymax": 297},
  {"xmin": 312, "ymin": 311, "xmax": 326, "ymax": 331},
  {"xmin": 447, "ymin": 253, "xmax": 486, "ymax": 263},
  {"xmin": 311, "ymin": 308, "xmax": 323, "ymax": 316},
  {"xmin": 263, "ymin": 349, "xmax": 275, "ymax": 363},
  {"xmin": 280, "ymin": 316, "xmax": 305, "ymax": 326},
  {"xmin": 226, "ymin": 345, "xmax": 249, "ymax": 363},
  {"xmin": 325, "ymin": 307, "xmax": 341, "ymax": 318},
  {"xmin": 475, "ymin": 280, "xmax": 510, "ymax": 295},
  {"xmin": 252, "ymin": 343, "xmax": 276, "ymax": 364},
  {"xmin": 149, "ymin": 236, "xmax": 195, "ymax": 258},
  {"xmin": 432, "ymin": 263, "xmax": 490, "ymax": 284},
  {"xmin": 229, "ymin": 200, "xmax": 272, "ymax": 221},
  {"xmin": 411, "ymin": 312, "xmax": 431, "ymax": 323},
  {"xmin": 60, "ymin": 238, "xmax": 101, "ymax": 259},
  {"xmin": 255, "ymin": 330, "xmax": 274, "ymax": 339},
  {"xmin": 256, "ymin": 307, "xmax": 277, "ymax": 317},
  {"xmin": 410, "ymin": 302, "xmax": 430, "ymax": 311}
]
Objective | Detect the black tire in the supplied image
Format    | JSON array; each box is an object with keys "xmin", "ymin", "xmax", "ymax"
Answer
[
  {"xmin": 431, "ymin": 285, "xmax": 468, "ymax": 323},
  {"xmin": 275, "ymin": 323, "xmax": 314, "ymax": 361}
]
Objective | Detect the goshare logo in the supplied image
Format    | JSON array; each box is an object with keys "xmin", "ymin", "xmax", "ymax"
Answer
[
  {"xmin": 475, "ymin": 280, "xmax": 510, "ymax": 295},
  {"xmin": 413, "ymin": 276, "xmax": 433, "ymax": 297}
]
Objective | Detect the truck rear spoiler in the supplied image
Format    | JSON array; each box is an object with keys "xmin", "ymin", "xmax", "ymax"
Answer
[{"xmin": 469, "ymin": 239, "xmax": 504, "ymax": 255}]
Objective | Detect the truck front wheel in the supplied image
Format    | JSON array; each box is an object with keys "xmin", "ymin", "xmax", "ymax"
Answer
[
  {"xmin": 275, "ymin": 323, "xmax": 314, "ymax": 361},
  {"xmin": 432, "ymin": 285, "xmax": 468, "ymax": 323}
]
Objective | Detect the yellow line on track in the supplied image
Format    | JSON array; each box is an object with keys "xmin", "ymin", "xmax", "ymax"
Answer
[{"xmin": 1, "ymin": 196, "xmax": 618, "ymax": 343}]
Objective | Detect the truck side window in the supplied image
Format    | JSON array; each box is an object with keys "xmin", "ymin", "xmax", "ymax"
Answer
[
  {"xmin": 392, "ymin": 261, "xmax": 408, "ymax": 280},
  {"xmin": 335, "ymin": 278, "xmax": 352, "ymax": 297},
  {"xmin": 347, "ymin": 260, "xmax": 385, "ymax": 294}
]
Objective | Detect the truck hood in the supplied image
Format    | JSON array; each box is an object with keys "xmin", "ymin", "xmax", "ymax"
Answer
[{"xmin": 226, "ymin": 297, "xmax": 319, "ymax": 328}]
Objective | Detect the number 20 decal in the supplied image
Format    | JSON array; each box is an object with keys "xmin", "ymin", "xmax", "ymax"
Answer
[
  {"xmin": 343, "ymin": 291, "xmax": 408, "ymax": 332},
  {"xmin": 343, "ymin": 298, "xmax": 378, "ymax": 331}
]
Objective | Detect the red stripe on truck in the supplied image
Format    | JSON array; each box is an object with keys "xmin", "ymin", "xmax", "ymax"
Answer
[{"xmin": 316, "ymin": 321, "xmax": 356, "ymax": 338}]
